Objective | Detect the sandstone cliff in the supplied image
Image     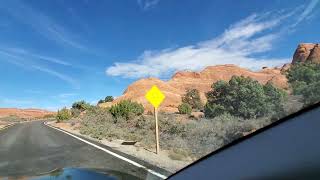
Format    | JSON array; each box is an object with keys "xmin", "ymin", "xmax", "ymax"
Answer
[{"xmin": 292, "ymin": 43, "xmax": 320, "ymax": 64}]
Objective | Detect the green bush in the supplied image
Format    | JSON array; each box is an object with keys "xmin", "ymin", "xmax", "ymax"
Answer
[
  {"xmin": 286, "ymin": 62, "xmax": 320, "ymax": 105},
  {"xmin": 205, "ymin": 76, "xmax": 287, "ymax": 119},
  {"xmin": 204, "ymin": 104, "xmax": 226, "ymax": 118},
  {"xmin": 97, "ymin": 96, "xmax": 114, "ymax": 104},
  {"xmin": 182, "ymin": 89, "xmax": 203, "ymax": 111},
  {"xmin": 71, "ymin": 108, "xmax": 81, "ymax": 117},
  {"xmin": 72, "ymin": 100, "xmax": 92, "ymax": 112},
  {"xmin": 79, "ymin": 107, "xmax": 273, "ymax": 159},
  {"xmin": 263, "ymin": 82, "xmax": 287, "ymax": 117},
  {"xmin": 178, "ymin": 103, "xmax": 192, "ymax": 115},
  {"xmin": 104, "ymin": 96, "xmax": 114, "ymax": 102},
  {"xmin": 109, "ymin": 100, "xmax": 144, "ymax": 120},
  {"xmin": 56, "ymin": 108, "xmax": 71, "ymax": 122},
  {"xmin": 98, "ymin": 99, "xmax": 105, "ymax": 104}
]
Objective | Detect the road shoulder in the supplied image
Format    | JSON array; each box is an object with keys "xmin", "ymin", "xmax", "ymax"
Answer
[
  {"xmin": 44, "ymin": 121, "xmax": 170, "ymax": 179},
  {"xmin": 0, "ymin": 123, "xmax": 15, "ymax": 131}
]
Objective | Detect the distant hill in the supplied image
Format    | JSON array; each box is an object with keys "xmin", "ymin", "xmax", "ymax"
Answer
[{"xmin": 0, "ymin": 108, "xmax": 55, "ymax": 119}]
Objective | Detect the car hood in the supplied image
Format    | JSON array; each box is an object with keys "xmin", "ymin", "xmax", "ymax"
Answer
[{"xmin": 2, "ymin": 167, "xmax": 142, "ymax": 180}]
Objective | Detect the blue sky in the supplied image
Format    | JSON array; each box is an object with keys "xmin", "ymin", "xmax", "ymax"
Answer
[{"xmin": 0, "ymin": 0, "xmax": 319, "ymax": 111}]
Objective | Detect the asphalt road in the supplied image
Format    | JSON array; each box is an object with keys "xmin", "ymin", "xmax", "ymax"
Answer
[{"xmin": 0, "ymin": 121, "xmax": 167, "ymax": 179}]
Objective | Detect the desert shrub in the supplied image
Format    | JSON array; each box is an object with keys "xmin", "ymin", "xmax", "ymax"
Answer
[
  {"xmin": 98, "ymin": 99, "xmax": 105, "ymax": 104},
  {"xmin": 263, "ymin": 82, "xmax": 288, "ymax": 118},
  {"xmin": 205, "ymin": 76, "xmax": 287, "ymax": 119},
  {"xmin": 79, "ymin": 107, "xmax": 273, "ymax": 160},
  {"xmin": 168, "ymin": 149, "xmax": 190, "ymax": 161},
  {"xmin": 80, "ymin": 107, "xmax": 150, "ymax": 141},
  {"xmin": 182, "ymin": 89, "xmax": 203, "ymax": 111},
  {"xmin": 160, "ymin": 116, "xmax": 189, "ymax": 136},
  {"xmin": 71, "ymin": 108, "xmax": 81, "ymax": 117},
  {"xmin": 71, "ymin": 100, "xmax": 92, "ymax": 112},
  {"xmin": 97, "ymin": 96, "xmax": 114, "ymax": 104},
  {"xmin": 109, "ymin": 100, "xmax": 144, "ymax": 120},
  {"xmin": 56, "ymin": 108, "xmax": 71, "ymax": 122},
  {"xmin": 182, "ymin": 113, "xmax": 272, "ymax": 158},
  {"xmin": 204, "ymin": 104, "xmax": 225, "ymax": 118},
  {"xmin": 178, "ymin": 103, "xmax": 192, "ymax": 115},
  {"xmin": 105, "ymin": 96, "xmax": 114, "ymax": 102},
  {"xmin": 134, "ymin": 115, "xmax": 154, "ymax": 130},
  {"xmin": 0, "ymin": 115, "xmax": 22, "ymax": 122},
  {"xmin": 286, "ymin": 62, "xmax": 320, "ymax": 105}
]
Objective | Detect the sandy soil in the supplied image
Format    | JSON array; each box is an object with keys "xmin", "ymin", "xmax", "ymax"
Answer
[{"xmin": 51, "ymin": 122, "xmax": 192, "ymax": 173}]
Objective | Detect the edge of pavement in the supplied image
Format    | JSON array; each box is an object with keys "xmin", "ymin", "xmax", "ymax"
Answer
[
  {"xmin": 0, "ymin": 119, "xmax": 49, "ymax": 131},
  {"xmin": 44, "ymin": 121, "xmax": 170, "ymax": 179},
  {"xmin": 0, "ymin": 123, "xmax": 16, "ymax": 131}
]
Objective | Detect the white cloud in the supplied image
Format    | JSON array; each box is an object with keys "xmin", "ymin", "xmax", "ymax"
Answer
[
  {"xmin": 1, "ymin": 1, "xmax": 88, "ymax": 51},
  {"xmin": 293, "ymin": 0, "xmax": 319, "ymax": 27},
  {"xmin": 137, "ymin": 0, "xmax": 160, "ymax": 10},
  {"xmin": 32, "ymin": 65, "xmax": 79, "ymax": 89},
  {"xmin": 106, "ymin": 13, "xmax": 290, "ymax": 78},
  {"xmin": 2, "ymin": 47, "xmax": 71, "ymax": 66},
  {"xmin": 0, "ymin": 49, "xmax": 79, "ymax": 88},
  {"xmin": 106, "ymin": 4, "xmax": 318, "ymax": 79}
]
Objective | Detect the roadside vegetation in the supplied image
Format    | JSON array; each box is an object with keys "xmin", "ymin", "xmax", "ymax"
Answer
[
  {"xmin": 0, "ymin": 115, "xmax": 24, "ymax": 123},
  {"xmin": 178, "ymin": 103, "xmax": 192, "ymax": 115},
  {"xmin": 55, "ymin": 63, "xmax": 319, "ymax": 163},
  {"xmin": 109, "ymin": 100, "xmax": 144, "ymax": 120},
  {"xmin": 204, "ymin": 76, "xmax": 287, "ymax": 120},
  {"xmin": 286, "ymin": 62, "xmax": 320, "ymax": 106},
  {"xmin": 98, "ymin": 96, "xmax": 114, "ymax": 104},
  {"xmin": 56, "ymin": 107, "xmax": 71, "ymax": 122},
  {"xmin": 79, "ymin": 108, "xmax": 272, "ymax": 159},
  {"xmin": 181, "ymin": 89, "xmax": 203, "ymax": 111}
]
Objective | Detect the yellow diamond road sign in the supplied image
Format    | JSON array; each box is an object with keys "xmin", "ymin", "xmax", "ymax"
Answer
[{"xmin": 145, "ymin": 85, "xmax": 165, "ymax": 109}]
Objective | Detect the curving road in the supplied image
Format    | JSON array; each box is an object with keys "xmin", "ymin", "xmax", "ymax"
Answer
[{"xmin": 0, "ymin": 121, "xmax": 168, "ymax": 179}]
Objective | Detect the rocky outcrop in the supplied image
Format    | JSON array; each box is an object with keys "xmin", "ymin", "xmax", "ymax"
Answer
[
  {"xmin": 0, "ymin": 108, "xmax": 55, "ymax": 119},
  {"xmin": 103, "ymin": 65, "xmax": 288, "ymax": 113},
  {"xmin": 292, "ymin": 43, "xmax": 320, "ymax": 64},
  {"xmin": 112, "ymin": 78, "xmax": 182, "ymax": 113},
  {"xmin": 306, "ymin": 44, "xmax": 320, "ymax": 63}
]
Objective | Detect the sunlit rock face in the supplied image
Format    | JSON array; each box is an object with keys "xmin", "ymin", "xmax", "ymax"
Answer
[
  {"xmin": 292, "ymin": 43, "xmax": 320, "ymax": 64},
  {"xmin": 109, "ymin": 65, "xmax": 287, "ymax": 113}
]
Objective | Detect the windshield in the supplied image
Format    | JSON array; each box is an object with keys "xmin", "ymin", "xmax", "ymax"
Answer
[{"xmin": 0, "ymin": 1, "xmax": 319, "ymax": 179}]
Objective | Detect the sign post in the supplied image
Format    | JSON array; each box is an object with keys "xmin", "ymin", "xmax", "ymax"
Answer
[
  {"xmin": 145, "ymin": 85, "xmax": 165, "ymax": 154},
  {"xmin": 154, "ymin": 107, "xmax": 160, "ymax": 154}
]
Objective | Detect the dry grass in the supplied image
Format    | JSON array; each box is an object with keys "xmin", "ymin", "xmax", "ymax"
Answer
[
  {"xmin": 0, "ymin": 115, "xmax": 24, "ymax": 123},
  {"xmin": 78, "ymin": 107, "xmax": 278, "ymax": 160}
]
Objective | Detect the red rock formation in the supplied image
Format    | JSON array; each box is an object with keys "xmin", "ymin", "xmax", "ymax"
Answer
[
  {"xmin": 292, "ymin": 43, "xmax": 316, "ymax": 64},
  {"xmin": 103, "ymin": 65, "xmax": 288, "ymax": 112},
  {"xmin": 306, "ymin": 44, "xmax": 320, "ymax": 63},
  {"xmin": 292, "ymin": 43, "xmax": 320, "ymax": 64}
]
